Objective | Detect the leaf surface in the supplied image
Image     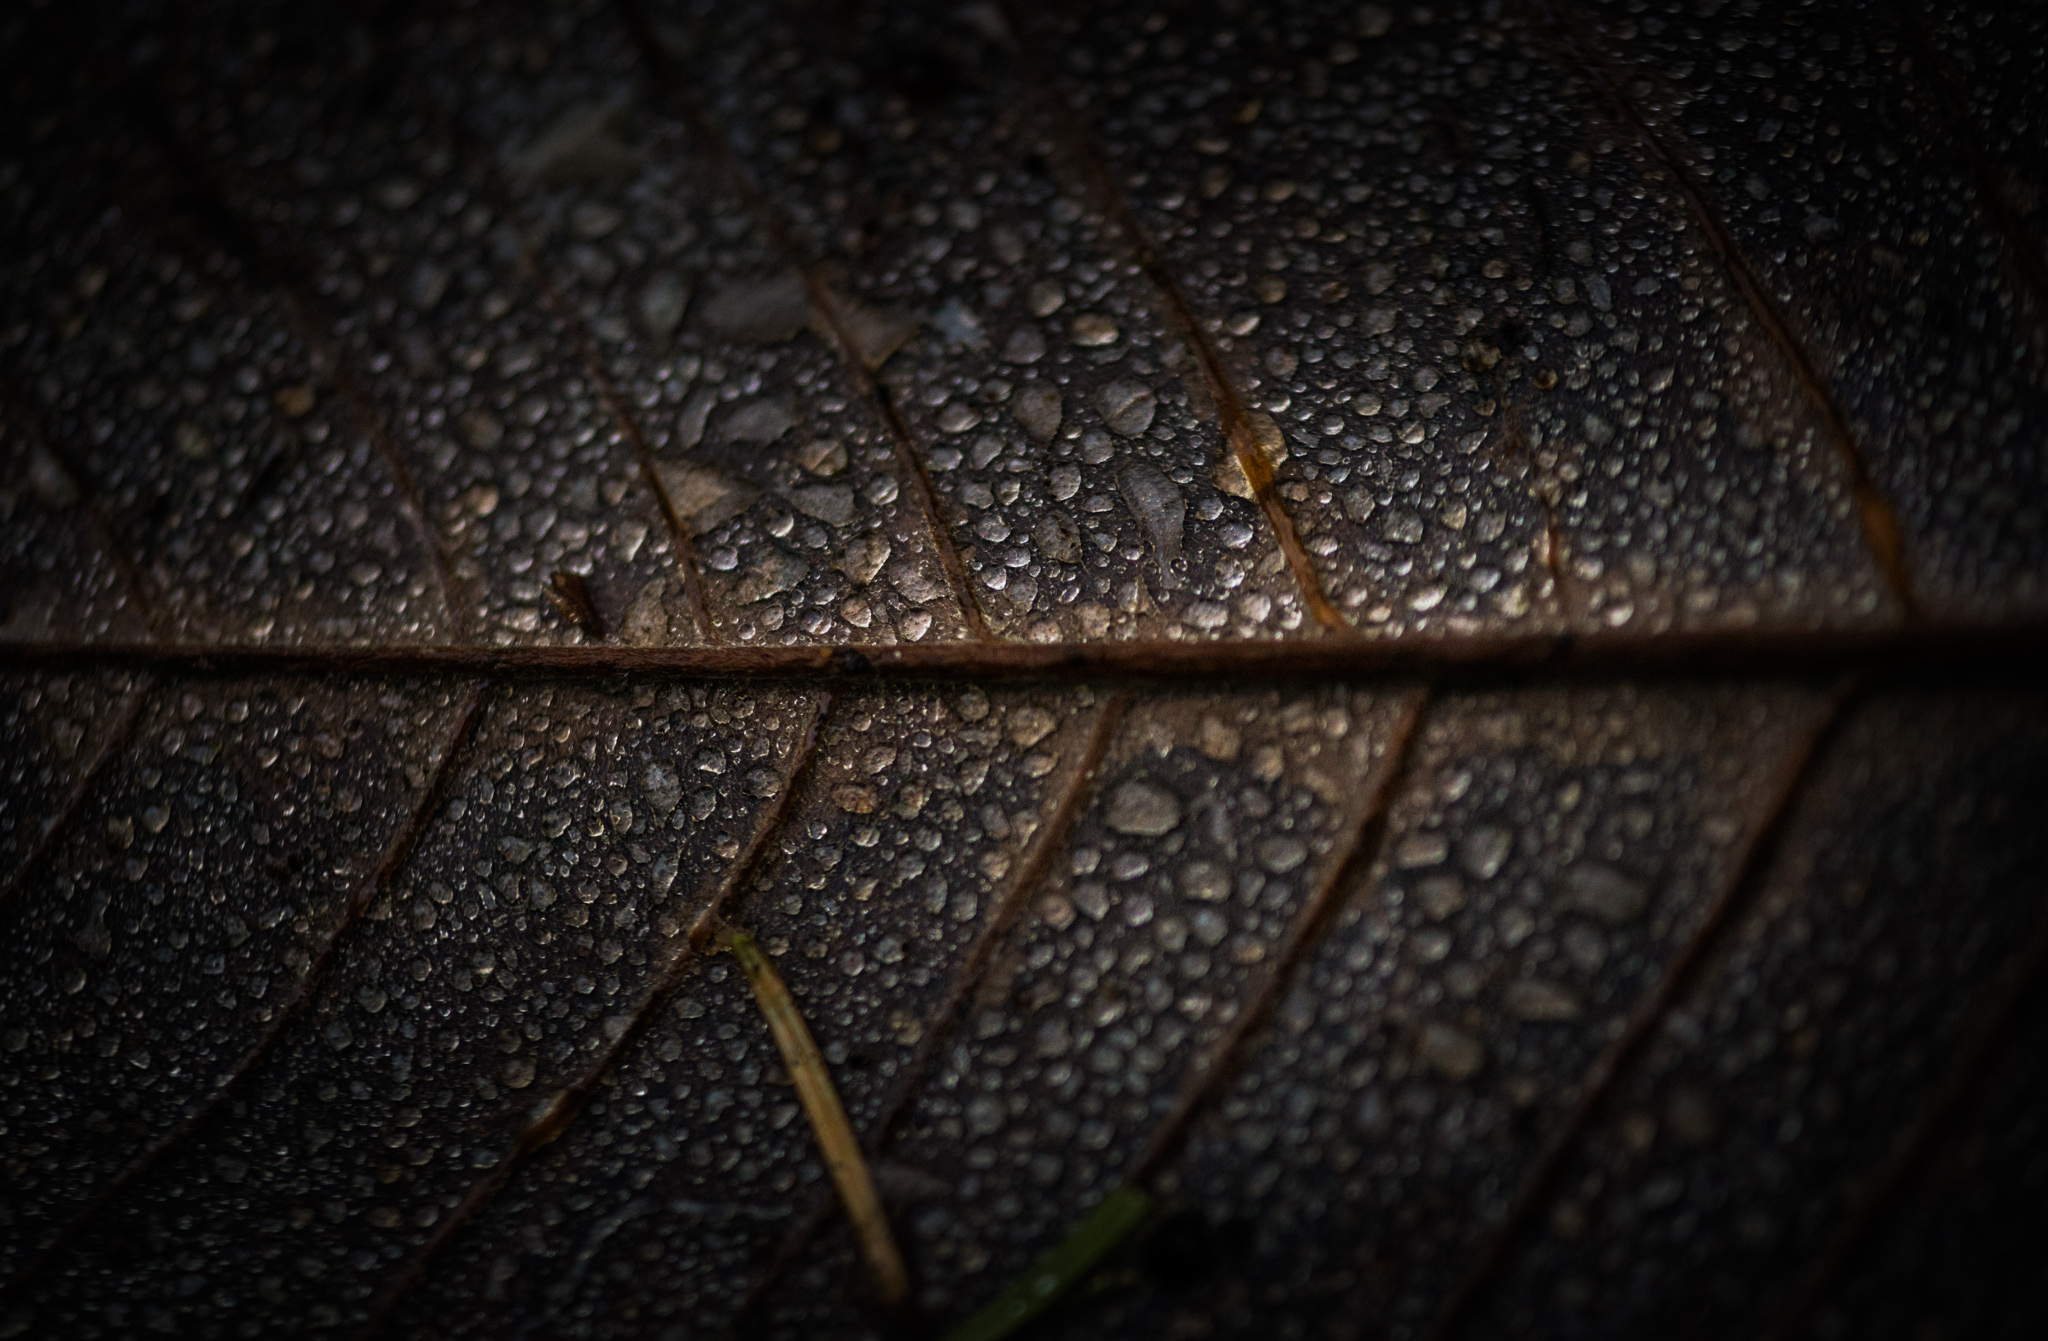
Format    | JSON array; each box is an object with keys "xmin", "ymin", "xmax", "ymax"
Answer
[{"xmin": 2, "ymin": 0, "xmax": 2046, "ymax": 1338}]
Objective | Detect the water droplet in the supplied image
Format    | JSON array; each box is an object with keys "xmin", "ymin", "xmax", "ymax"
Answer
[
  {"xmin": 930, "ymin": 298, "xmax": 986, "ymax": 348},
  {"xmin": 1179, "ymin": 860, "xmax": 1231, "ymax": 902},
  {"xmin": 837, "ymin": 533, "xmax": 891, "ymax": 586},
  {"xmin": 1012, "ymin": 382, "xmax": 1063, "ymax": 442},
  {"xmin": 459, "ymin": 409, "xmax": 504, "ymax": 449},
  {"xmin": 1459, "ymin": 825, "xmax": 1512, "ymax": 879},
  {"xmin": 1198, "ymin": 717, "xmax": 1242, "ymax": 760},
  {"xmin": 834, "ymin": 784, "xmax": 880, "ymax": 814},
  {"xmin": 507, "ymin": 93, "xmax": 640, "ymax": 186},
  {"xmin": 1416, "ymin": 874, "xmax": 1467, "ymax": 919},
  {"xmin": 1106, "ymin": 777, "xmax": 1182, "ymax": 836},
  {"xmin": 660, "ymin": 464, "xmax": 756, "ymax": 533},
  {"xmin": 722, "ymin": 398, "xmax": 797, "ymax": 444},
  {"xmin": 1003, "ymin": 326, "xmax": 1047, "ymax": 363},
  {"xmin": 25, "ymin": 445, "xmax": 79, "ymax": 507},
  {"xmin": 831, "ymin": 293, "xmax": 920, "ymax": 368},
  {"xmin": 1395, "ymin": 832, "xmax": 1448, "ymax": 868},
  {"xmin": 1503, "ymin": 979, "xmax": 1582, "ymax": 1022},
  {"xmin": 1417, "ymin": 1022, "xmax": 1484, "ymax": 1081},
  {"xmin": 1257, "ymin": 835, "xmax": 1308, "ymax": 874},
  {"xmin": 736, "ymin": 549, "xmax": 808, "ymax": 603},
  {"xmin": 1095, "ymin": 380, "xmax": 1157, "ymax": 436},
  {"xmin": 798, "ymin": 437, "xmax": 848, "ymax": 476},
  {"xmin": 1070, "ymin": 313, "xmax": 1119, "ymax": 346},
  {"xmin": 1032, "ymin": 511, "xmax": 1080, "ymax": 564},
  {"xmin": 699, "ymin": 271, "xmax": 811, "ymax": 344},
  {"xmin": 643, "ymin": 763, "xmax": 681, "ymax": 817},
  {"xmin": 1802, "ymin": 214, "xmax": 1840, "ymax": 243},
  {"xmin": 174, "ymin": 421, "xmax": 212, "ymax": 460},
  {"xmin": 1557, "ymin": 863, "xmax": 1649, "ymax": 924},
  {"xmin": 966, "ymin": 1095, "xmax": 1005, "ymax": 1137},
  {"xmin": 1008, "ymin": 708, "xmax": 1056, "ymax": 748},
  {"xmin": 787, "ymin": 483, "xmax": 855, "ymax": 526},
  {"xmin": 1383, "ymin": 510, "xmax": 1424, "ymax": 545},
  {"xmin": 637, "ymin": 271, "xmax": 690, "ymax": 342},
  {"xmin": 1117, "ymin": 462, "xmax": 1185, "ymax": 588}
]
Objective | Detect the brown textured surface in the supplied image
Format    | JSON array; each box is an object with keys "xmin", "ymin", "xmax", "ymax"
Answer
[{"xmin": 2, "ymin": 1, "xmax": 2044, "ymax": 1338}]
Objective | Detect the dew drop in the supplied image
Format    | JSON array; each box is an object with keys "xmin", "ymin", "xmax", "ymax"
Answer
[{"xmin": 1106, "ymin": 777, "xmax": 1182, "ymax": 836}]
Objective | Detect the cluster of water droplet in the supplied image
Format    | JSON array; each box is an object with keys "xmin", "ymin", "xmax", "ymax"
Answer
[
  {"xmin": 877, "ymin": 688, "xmax": 1386, "ymax": 1316},
  {"xmin": 0, "ymin": 676, "xmax": 451, "ymax": 1291},
  {"xmin": 387, "ymin": 685, "xmax": 1093, "ymax": 1337},
  {"xmin": 1576, "ymin": 0, "xmax": 2047, "ymax": 618},
  {"xmin": 1, "ymin": 148, "xmax": 442, "ymax": 643},
  {"xmin": 1473, "ymin": 692, "xmax": 2048, "ymax": 1338}
]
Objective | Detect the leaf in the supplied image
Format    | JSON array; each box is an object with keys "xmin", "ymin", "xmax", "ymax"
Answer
[{"xmin": 1, "ymin": 1, "xmax": 2046, "ymax": 1340}]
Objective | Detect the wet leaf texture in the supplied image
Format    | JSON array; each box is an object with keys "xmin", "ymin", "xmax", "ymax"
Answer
[{"xmin": 2, "ymin": 0, "xmax": 2045, "ymax": 1338}]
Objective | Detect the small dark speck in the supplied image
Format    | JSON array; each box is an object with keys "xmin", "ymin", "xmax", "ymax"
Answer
[{"xmin": 546, "ymin": 570, "xmax": 604, "ymax": 640}]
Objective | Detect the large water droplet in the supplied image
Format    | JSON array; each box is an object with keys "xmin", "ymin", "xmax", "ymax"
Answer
[
  {"xmin": 1117, "ymin": 462, "xmax": 1185, "ymax": 589},
  {"xmin": 1106, "ymin": 777, "xmax": 1182, "ymax": 836},
  {"xmin": 1012, "ymin": 383, "xmax": 1062, "ymax": 442},
  {"xmin": 1096, "ymin": 379, "xmax": 1157, "ymax": 436},
  {"xmin": 1557, "ymin": 863, "xmax": 1649, "ymax": 924}
]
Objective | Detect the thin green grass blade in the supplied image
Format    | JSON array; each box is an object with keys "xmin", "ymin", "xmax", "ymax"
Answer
[{"xmin": 943, "ymin": 1184, "xmax": 1156, "ymax": 1341}]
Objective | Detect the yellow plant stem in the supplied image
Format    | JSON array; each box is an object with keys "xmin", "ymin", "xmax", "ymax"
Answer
[{"xmin": 723, "ymin": 925, "xmax": 910, "ymax": 1309}]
